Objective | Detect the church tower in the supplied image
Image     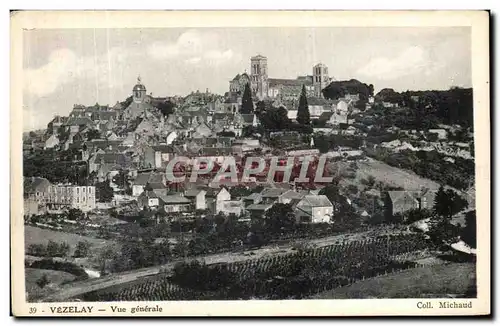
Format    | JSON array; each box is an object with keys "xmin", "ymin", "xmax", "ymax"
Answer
[
  {"xmin": 313, "ymin": 63, "xmax": 329, "ymax": 98},
  {"xmin": 133, "ymin": 76, "xmax": 147, "ymax": 103},
  {"xmin": 250, "ymin": 54, "xmax": 268, "ymax": 100}
]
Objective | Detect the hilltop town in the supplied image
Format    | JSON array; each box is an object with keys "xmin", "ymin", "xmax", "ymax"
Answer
[{"xmin": 23, "ymin": 54, "xmax": 477, "ymax": 301}]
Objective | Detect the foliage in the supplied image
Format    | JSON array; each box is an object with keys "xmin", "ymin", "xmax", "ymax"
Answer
[
  {"xmin": 401, "ymin": 208, "xmax": 434, "ymax": 224},
  {"xmin": 28, "ymin": 259, "xmax": 89, "ymax": 281},
  {"xmin": 264, "ymin": 203, "xmax": 296, "ymax": 233},
  {"xmin": 28, "ymin": 241, "xmax": 71, "ymax": 257},
  {"xmin": 96, "ymin": 180, "xmax": 114, "ymax": 202},
  {"xmin": 66, "ymin": 208, "xmax": 85, "ymax": 221},
  {"xmin": 433, "ymin": 186, "xmax": 469, "ymax": 218},
  {"xmin": 297, "ymin": 85, "xmax": 310, "ymax": 125},
  {"xmin": 373, "ymin": 87, "xmax": 473, "ymax": 129},
  {"xmin": 88, "ymin": 234, "xmax": 429, "ymax": 301},
  {"xmin": 154, "ymin": 100, "xmax": 176, "ymax": 117},
  {"xmin": 36, "ymin": 274, "xmax": 50, "ymax": 288},
  {"xmin": 427, "ymin": 217, "xmax": 461, "ymax": 247},
  {"xmin": 367, "ymin": 148, "xmax": 474, "ymax": 190},
  {"xmin": 112, "ymin": 170, "xmax": 131, "ymax": 194},
  {"xmin": 322, "ymin": 79, "xmax": 372, "ymax": 101},
  {"xmin": 74, "ymin": 240, "xmax": 92, "ymax": 258},
  {"xmin": 217, "ymin": 130, "xmax": 236, "ymax": 137},
  {"xmin": 461, "ymin": 210, "xmax": 476, "ymax": 248},
  {"xmin": 46, "ymin": 240, "xmax": 71, "ymax": 257},
  {"xmin": 241, "ymin": 83, "xmax": 254, "ymax": 114},
  {"xmin": 314, "ymin": 134, "xmax": 330, "ymax": 153},
  {"xmin": 229, "ymin": 185, "xmax": 253, "ymax": 199},
  {"xmin": 258, "ymin": 106, "xmax": 291, "ymax": 131},
  {"xmin": 23, "ymin": 151, "xmax": 88, "ymax": 185}
]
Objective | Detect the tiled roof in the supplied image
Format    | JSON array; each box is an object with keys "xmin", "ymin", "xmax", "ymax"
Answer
[
  {"xmin": 261, "ymin": 188, "xmax": 289, "ymax": 198},
  {"xmin": 300, "ymin": 195, "xmax": 333, "ymax": 207},
  {"xmin": 246, "ymin": 203, "xmax": 273, "ymax": 211},
  {"xmin": 152, "ymin": 145, "xmax": 174, "ymax": 153},
  {"xmin": 268, "ymin": 78, "xmax": 312, "ymax": 87},
  {"xmin": 65, "ymin": 117, "xmax": 94, "ymax": 126}
]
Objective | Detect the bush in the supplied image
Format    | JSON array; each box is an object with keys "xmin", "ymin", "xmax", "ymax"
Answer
[
  {"xmin": 36, "ymin": 274, "xmax": 50, "ymax": 288},
  {"xmin": 27, "ymin": 244, "xmax": 47, "ymax": 257},
  {"xmin": 74, "ymin": 240, "xmax": 92, "ymax": 258},
  {"xmin": 46, "ymin": 240, "xmax": 70, "ymax": 257},
  {"xmin": 28, "ymin": 259, "xmax": 89, "ymax": 281}
]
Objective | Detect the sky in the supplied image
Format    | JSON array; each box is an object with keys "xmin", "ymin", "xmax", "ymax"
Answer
[{"xmin": 22, "ymin": 27, "xmax": 471, "ymax": 131}]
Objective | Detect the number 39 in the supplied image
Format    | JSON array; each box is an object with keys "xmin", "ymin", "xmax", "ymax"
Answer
[{"xmin": 29, "ymin": 307, "xmax": 37, "ymax": 314}]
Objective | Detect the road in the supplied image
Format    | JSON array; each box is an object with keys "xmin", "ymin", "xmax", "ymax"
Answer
[{"xmin": 42, "ymin": 226, "xmax": 399, "ymax": 302}]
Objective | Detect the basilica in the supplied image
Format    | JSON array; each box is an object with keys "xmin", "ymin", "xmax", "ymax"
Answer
[{"xmin": 228, "ymin": 54, "xmax": 332, "ymax": 102}]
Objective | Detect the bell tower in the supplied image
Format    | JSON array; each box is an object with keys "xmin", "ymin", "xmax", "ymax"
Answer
[
  {"xmin": 133, "ymin": 76, "xmax": 147, "ymax": 103},
  {"xmin": 250, "ymin": 54, "xmax": 268, "ymax": 100}
]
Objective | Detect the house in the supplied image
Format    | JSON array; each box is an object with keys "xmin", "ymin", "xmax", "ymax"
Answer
[
  {"xmin": 205, "ymin": 187, "xmax": 231, "ymax": 214},
  {"xmin": 24, "ymin": 177, "xmax": 51, "ymax": 204},
  {"xmin": 46, "ymin": 184, "xmax": 96, "ymax": 212},
  {"xmin": 89, "ymin": 153, "xmax": 132, "ymax": 174},
  {"xmin": 428, "ymin": 129, "xmax": 448, "ymax": 140},
  {"xmin": 44, "ymin": 134, "xmax": 60, "ymax": 149},
  {"xmin": 165, "ymin": 131, "xmax": 178, "ymax": 145},
  {"xmin": 83, "ymin": 140, "xmax": 123, "ymax": 160},
  {"xmin": 137, "ymin": 189, "xmax": 191, "ymax": 213},
  {"xmin": 131, "ymin": 172, "xmax": 166, "ymax": 197},
  {"xmin": 64, "ymin": 116, "xmax": 95, "ymax": 133},
  {"xmin": 184, "ymin": 189, "xmax": 207, "ymax": 211},
  {"xmin": 307, "ymin": 97, "xmax": 333, "ymax": 119},
  {"xmin": 384, "ymin": 189, "xmax": 437, "ymax": 219},
  {"xmin": 294, "ymin": 195, "xmax": 334, "ymax": 224},
  {"xmin": 220, "ymin": 200, "xmax": 243, "ymax": 216},
  {"xmin": 259, "ymin": 188, "xmax": 304, "ymax": 205},
  {"xmin": 246, "ymin": 203, "xmax": 273, "ymax": 217},
  {"xmin": 143, "ymin": 144, "xmax": 175, "ymax": 169},
  {"xmin": 242, "ymin": 192, "xmax": 262, "ymax": 208}
]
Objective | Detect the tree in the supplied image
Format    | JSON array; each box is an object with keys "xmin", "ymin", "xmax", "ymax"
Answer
[
  {"xmin": 297, "ymin": 85, "xmax": 310, "ymax": 125},
  {"xmin": 434, "ymin": 186, "xmax": 468, "ymax": 219},
  {"xmin": 314, "ymin": 134, "xmax": 330, "ymax": 153},
  {"xmin": 461, "ymin": 210, "xmax": 476, "ymax": 248},
  {"xmin": 96, "ymin": 180, "xmax": 114, "ymax": 202},
  {"xmin": 36, "ymin": 274, "xmax": 50, "ymax": 288},
  {"xmin": 433, "ymin": 185, "xmax": 452, "ymax": 218},
  {"xmin": 265, "ymin": 203, "xmax": 296, "ymax": 233},
  {"xmin": 255, "ymin": 100, "xmax": 267, "ymax": 116},
  {"xmin": 113, "ymin": 170, "xmax": 131, "ymax": 193},
  {"xmin": 156, "ymin": 100, "xmax": 176, "ymax": 117},
  {"xmin": 66, "ymin": 208, "xmax": 85, "ymax": 221},
  {"xmin": 241, "ymin": 83, "xmax": 254, "ymax": 114},
  {"xmin": 74, "ymin": 240, "xmax": 92, "ymax": 258}
]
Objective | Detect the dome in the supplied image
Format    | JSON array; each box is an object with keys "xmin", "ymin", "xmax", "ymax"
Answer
[
  {"xmin": 133, "ymin": 84, "xmax": 146, "ymax": 91},
  {"xmin": 133, "ymin": 76, "xmax": 146, "ymax": 92}
]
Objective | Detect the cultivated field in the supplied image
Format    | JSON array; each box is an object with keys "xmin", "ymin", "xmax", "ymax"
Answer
[{"xmin": 310, "ymin": 262, "xmax": 476, "ymax": 299}]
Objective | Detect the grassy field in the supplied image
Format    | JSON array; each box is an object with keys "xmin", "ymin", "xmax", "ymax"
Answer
[
  {"xmin": 311, "ymin": 262, "xmax": 476, "ymax": 299},
  {"xmin": 25, "ymin": 225, "xmax": 116, "ymax": 256},
  {"xmin": 341, "ymin": 158, "xmax": 441, "ymax": 191},
  {"xmin": 25, "ymin": 268, "xmax": 76, "ymax": 301}
]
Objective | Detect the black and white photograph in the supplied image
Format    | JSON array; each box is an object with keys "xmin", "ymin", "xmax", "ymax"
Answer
[{"xmin": 11, "ymin": 10, "xmax": 490, "ymax": 316}]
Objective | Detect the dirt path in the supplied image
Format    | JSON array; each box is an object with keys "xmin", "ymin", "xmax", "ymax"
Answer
[{"xmin": 42, "ymin": 227, "xmax": 399, "ymax": 302}]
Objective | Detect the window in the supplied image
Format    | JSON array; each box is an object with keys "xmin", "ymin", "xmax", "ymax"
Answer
[
  {"xmin": 83, "ymin": 188, "xmax": 86, "ymax": 193},
  {"xmin": 76, "ymin": 188, "xmax": 79, "ymax": 195}
]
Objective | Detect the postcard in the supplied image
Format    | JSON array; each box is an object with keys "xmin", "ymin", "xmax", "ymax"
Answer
[{"xmin": 11, "ymin": 10, "xmax": 490, "ymax": 316}]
